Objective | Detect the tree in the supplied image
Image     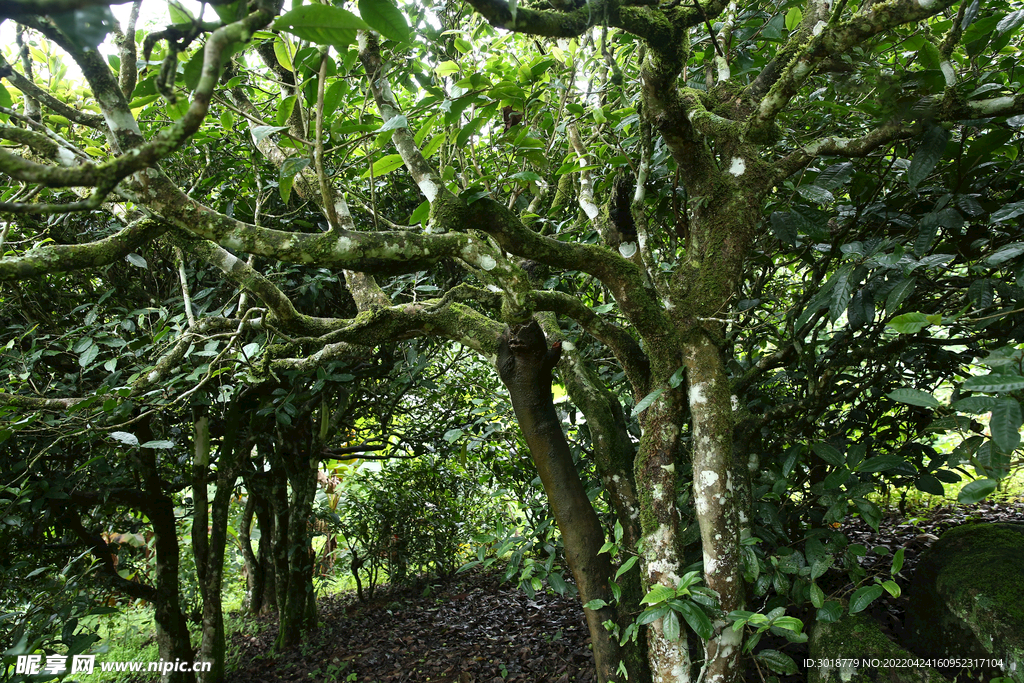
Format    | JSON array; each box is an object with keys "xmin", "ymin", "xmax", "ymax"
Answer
[{"xmin": 2, "ymin": 0, "xmax": 1024, "ymax": 680}]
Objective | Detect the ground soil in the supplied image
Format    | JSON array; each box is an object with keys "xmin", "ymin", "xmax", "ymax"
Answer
[
  {"xmin": 223, "ymin": 497, "xmax": 1024, "ymax": 683},
  {"xmin": 225, "ymin": 569, "xmax": 596, "ymax": 683}
]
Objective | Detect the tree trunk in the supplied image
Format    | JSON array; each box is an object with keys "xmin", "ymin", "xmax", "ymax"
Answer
[
  {"xmin": 634, "ymin": 385, "xmax": 692, "ymax": 683},
  {"xmin": 269, "ymin": 437, "xmax": 318, "ymax": 650},
  {"xmin": 240, "ymin": 492, "xmax": 279, "ymax": 615},
  {"xmin": 192, "ymin": 407, "xmax": 246, "ymax": 683},
  {"xmin": 683, "ymin": 335, "xmax": 744, "ymax": 683},
  {"xmin": 539, "ymin": 315, "xmax": 650, "ymax": 683},
  {"xmin": 137, "ymin": 421, "xmax": 196, "ymax": 683},
  {"xmin": 242, "ymin": 469, "xmax": 279, "ymax": 615},
  {"xmin": 496, "ymin": 320, "xmax": 623, "ymax": 683}
]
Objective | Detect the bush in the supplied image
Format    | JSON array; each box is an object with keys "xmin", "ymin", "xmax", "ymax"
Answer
[{"xmin": 331, "ymin": 457, "xmax": 484, "ymax": 597}]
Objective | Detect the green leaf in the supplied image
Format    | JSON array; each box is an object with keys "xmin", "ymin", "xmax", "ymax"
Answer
[
  {"xmin": 422, "ymin": 134, "xmax": 445, "ymax": 159},
  {"xmin": 849, "ymin": 584, "xmax": 883, "ymax": 613},
  {"xmin": 885, "ymin": 277, "xmax": 916, "ymax": 315},
  {"xmin": 990, "ymin": 398, "xmax": 1022, "ymax": 453},
  {"xmin": 456, "ymin": 116, "xmax": 485, "ymax": 147},
  {"xmin": 784, "ymin": 6, "xmax": 803, "ymax": 30},
  {"xmin": 276, "ymin": 96, "xmax": 297, "ymax": 126},
  {"xmin": 914, "ymin": 220, "xmax": 937, "ymax": 256},
  {"xmin": 631, "ymin": 387, "xmax": 665, "ymax": 419},
  {"xmin": 435, "ymin": 61, "xmax": 460, "ymax": 78},
  {"xmin": 583, "ymin": 598, "xmax": 609, "ymax": 610},
  {"xmin": 615, "ymin": 555, "xmax": 638, "ymax": 580},
  {"xmin": 756, "ymin": 650, "xmax": 798, "ymax": 676},
  {"xmin": 816, "ymin": 162, "xmax": 854, "ymax": 190},
  {"xmin": 668, "ymin": 366, "xmax": 685, "ymax": 388},
  {"xmin": 212, "ymin": 0, "xmax": 243, "ymax": 22},
  {"xmin": 140, "ymin": 440, "xmax": 174, "ymax": 449},
  {"xmin": 358, "ymin": 0, "xmax": 410, "ymax": 42},
  {"xmin": 963, "ymin": 374, "xmax": 1024, "ymax": 392},
  {"xmin": 809, "ymin": 582, "xmax": 824, "ymax": 608},
  {"xmin": 662, "ymin": 609, "xmax": 680, "ymax": 642},
  {"xmin": 771, "ymin": 615, "xmax": 803, "ymax": 633},
  {"xmin": 797, "ymin": 184, "xmax": 834, "ymax": 206},
  {"xmin": 887, "ymin": 311, "xmax": 931, "ymax": 333},
  {"xmin": 856, "ymin": 498, "xmax": 882, "ymax": 531},
  {"xmin": 640, "ymin": 584, "xmax": 676, "ymax": 605},
  {"xmin": 953, "ymin": 396, "xmax": 998, "ymax": 414},
  {"xmin": 914, "ymin": 474, "xmax": 944, "ymax": 496},
  {"xmin": 907, "ymin": 125, "xmax": 949, "ymax": 189},
  {"xmin": 886, "ymin": 388, "xmax": 940, "ymax": 408},
  {"xmin": 409, "ymin": 199, "xmax": 430, "ymax": 226},
  {"xmin": 847, "ymin": 288, "xmax": 874, "ymax": 329},
  {"xmin": 811, "ymin": 443, "xmax": 845, "ymax": 467},
  {"xmin": 769, "ymin": 212, "xmax": 798, "ymax": 246},
  {"xmin": 510, "ymin": 171, "xmax": 542, "ymax": 183},
  {"xmin": 110, "ymin": 431, "xmax": 139, "ymax": 446},
  {"xmin": 856, "ymin": 455, "xmax": 906, "ymax": 473},
  {"xmin": 273, "ymin": 36, "xmax": 293, "ymax": 71},
  {"xmin": 990, "ymin": 204, "xmax": 1024, "ymax": 225},
  {"xmin": 50, "ymin": 6, "xmax": 115, "ymax": 50},
  {"xmin": 377, "ymin": 114, "xmax": 408, "ymax": 132},
  {"xmin": 637, "ymin": 605, "xmax": 670, "ymax": 625},
  {"xmin": 273, "ymin": 5, "xmax": 369, "ymax": 50},
  {"xmin": 892, "ymin": 547, "xmax": 905, "ymax": 575},
  {"xmin": 677, "ymin": 601, "xmax": 713, "ymax": 640},
  {"xmin": 828, "ymin": 264, "xmax": 853, "ymax": 322},
  {"xmin": 279, "ymin": 157, "xmax": 310, "ymax": 204},
  {"xmin": 363, "ymin": 154, "xmax": 405, "ymax": 178},
  {"xmin": 252, "ymin": 125, "xmax": 289, "ymax": 143},
  {"xmin": 918, "ymin": 41, "xmax": 941, "ymax": 70},
  {"xmin": 817, "ymin": 601, "xmax": 843, "ymax": 623},
  {"xmin": 881, "ymin": 579, "xmax": 901, "ymax": 598},
  {"xmin": 958, "ymin": 478, "xmax": 998, "ymax": 504},
  {"xmin": 322, "ymin": 80, "xmax": 348, "ymax": 119},
  {"xmin": 78, "ymin": 343, "xmax": 98, "ymax": 367},
  {"xmin": 127, "ymin": 253, "xmax": 147, "ymax": 268},
  {"xmin": 996, "ymin": 8, "xmax": 1024, "ymax": 34},
  {"xmin": 810, "ymin": 554, "xmax": 833, "ymax": 581}
]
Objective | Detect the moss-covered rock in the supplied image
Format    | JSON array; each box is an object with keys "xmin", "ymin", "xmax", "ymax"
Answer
[
  {"xmin": 808, "ymin": 612, "xmax": 946, "ymax": 683},
  {"xmin": 903, "ymin": 522, "xmax": 1024, "ymax": 682}
]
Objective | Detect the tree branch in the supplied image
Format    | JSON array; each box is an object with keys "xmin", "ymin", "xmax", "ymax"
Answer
[
  {"xmin": 749, "ymin": 0, "xmax": 958, "ymax": 131},
  {"xmin": 0, "ymin": 218, "xmax": 169, "ymax": 281}
]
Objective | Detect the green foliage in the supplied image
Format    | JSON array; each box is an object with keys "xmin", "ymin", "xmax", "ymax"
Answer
[
  {"xmin": 3, "ymin": 0, "xmax": 1024, "ymax": 676},
  {"xmin": 334, "ymin": 457, "xmax": 485, "ymax": 592},
  {"xmin": 0, "ymin": 550, "xmax": 108, "ymax": 678}
]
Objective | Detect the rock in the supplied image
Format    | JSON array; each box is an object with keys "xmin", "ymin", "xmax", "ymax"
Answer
[
  {"xmin": 903, "ymin": 522, "xmax": 1024, "ymax": 682},
  {"xmin": 808, "ymin": 611, "xmax": 945, "ymax": 683}
]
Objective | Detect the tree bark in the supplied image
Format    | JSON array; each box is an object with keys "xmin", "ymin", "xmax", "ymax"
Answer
[
  {"xmin": 634, "ymin": 385, "xmax": 692, "ymax": 683},
  {"xmin": 538, "ymin": 315, "xmax": 650, "ymax": 683},
  {"xmin": 192, "ymin": 404, "xmax": 246, "ymax": 683},
  {"xmin": 268, "ymin": 434, "xmax": 318, "ymax": 650},
  {"xmin": 135, "ymin": 421, "xmax": 196, "ymax": 683},
  {"xmin": 684, "ymin": 336, "xmax": 744, "ymax": 683},
  {"xmin": 496, "ymin": 320, "xmax": 623, "ymax": 683}
]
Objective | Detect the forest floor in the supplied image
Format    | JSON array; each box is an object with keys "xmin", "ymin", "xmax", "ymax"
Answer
[{"xmin": 222, "ymin": 497, "xmax": 1024, "ymax": 683}]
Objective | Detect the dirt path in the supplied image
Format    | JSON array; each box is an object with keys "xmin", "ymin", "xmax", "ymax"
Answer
[
  {"xmin": 225, "ymin": 569, "xmax": 595, "ymax": 683},
  {"xmin": 224, "ymin": 497, "xmax": 1024, "ymax": 683}
]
